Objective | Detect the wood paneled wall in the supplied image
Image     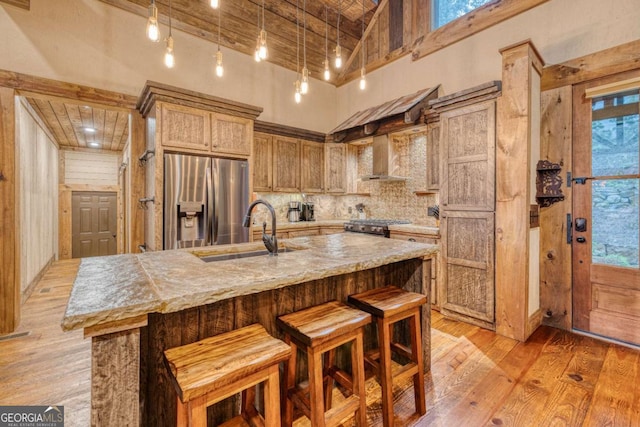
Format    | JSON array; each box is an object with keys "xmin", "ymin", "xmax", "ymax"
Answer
[
  {"xmin": 0, "ymin": 87, "xmax": 18, "ymax": 335},
  {"xmin": 62, "ymin": 150, "xmax": 120, "ymax": 186},
  {"xmin": 16, "ymin": 98, "xmax": 59, "ymax": 300}
]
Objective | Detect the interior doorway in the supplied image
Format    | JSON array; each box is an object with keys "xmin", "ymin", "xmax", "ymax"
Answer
[
  {"xmin": 572, "ymin": 70, "xmax": 640, "ymax": 346},
  {"xmin": 71, "ymin": 191, "xmax": 118, "ymax": 258}
]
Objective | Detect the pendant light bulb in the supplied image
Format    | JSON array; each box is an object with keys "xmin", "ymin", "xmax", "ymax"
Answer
[
  {"xmin": 301, "ymin": 67, "xmax": 309, "ymax": 94},
  {"xmin": 164, "ymin": 36, "xmax": 175, "ymax": 68},
  {"xmin": 210, "ymin": 0, "xmax": 219, "ymax": 9},
  {"xmin": 146, "ymin": 2, "xmax": 160, "ymax": 42},
  {"xmin": 215, "ymin": 50, "xmax": 224, "ymax": 77},
  {"xmin": 359, "ymin": 67, "xmax": 366, "ymax": 90},
  {"xmin": 258, "ymin": 29, "xmax": 268, "ymax": 60},
  {"xmin": 254, "ymin": 36, "xmax": 261, "ymax": 62},
  {"xmin": 335, "ymin": 45, "xmax": 342, "ymax": 69},
  {"xmin": 294, "ymin": 80, "xmax": 302, "ymax": 104},
  {"xmin": 323, "ymin": 60, "xmax": 330, "ymax": 81}
]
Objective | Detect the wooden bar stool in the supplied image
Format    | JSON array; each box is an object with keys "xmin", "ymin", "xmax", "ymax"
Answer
[
  {"xmin": 348, "ymin": 286, "xmax": 427, "ymax": 427},
  {"xmin": 276, "ymin": 301, "xmax": 371, "ymax": 427},
  {"xmin": 163, "ymin": 323, "xmax": 291, "ymax": 427}
]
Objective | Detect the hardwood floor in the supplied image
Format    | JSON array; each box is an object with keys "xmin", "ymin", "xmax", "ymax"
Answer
[{"xmin": 1, "ymin": 260, "xmax": 639, "ymax": 426}]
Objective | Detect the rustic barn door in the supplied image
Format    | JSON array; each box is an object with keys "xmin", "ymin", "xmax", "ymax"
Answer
[
  {"xmin": 573, "ymin": 73, "xmax": 640, "ymax": 346},
  {"xmin": 72, "ymin": 191, "xmax": 117, "ymax": 258},
  {"xmin": 440, "ymin": 100, "xmax": 496, "ymax": 329}
]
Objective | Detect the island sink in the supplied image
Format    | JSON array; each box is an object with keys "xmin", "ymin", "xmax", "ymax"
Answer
[{"xmin": 199, "ymin": 247, "xmax": 298, "ymax": 262}]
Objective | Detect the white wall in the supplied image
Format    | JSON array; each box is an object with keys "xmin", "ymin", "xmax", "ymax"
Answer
[
  {"xmin": 16, "ymin": 98, "xmax": 58, "ymax": 295},
  {"xmin": 63, "ymin": 150, "xmax": 120, "ymax": 185},
  {"xmin": 337, "ymin": 0, "xmax": 640, "ymax": 122},
  {"xmin": 0, "ymin": 0, "xmax": 337, "ymax": 132}
]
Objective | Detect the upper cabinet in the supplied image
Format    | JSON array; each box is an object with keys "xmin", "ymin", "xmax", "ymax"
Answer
[
  {"xmin": 300, "ymin": 140, "xmax": 325, "ymax": 193},
  {"xmin": 211, "ymin": 113, "xmax": 252, "ymax": 157},
  {"xmin": 425, "ymin": 122, "xmax": 440, "ymax": 192},
  {"xmin": 272, "ymin": 136, "xmax": 301, "ymax": 192},
  {"xmin": 160, "ymin": 103, "xmax": 211, "ymax": 152},
  {"xmin": 440, "ymin": 101, "xmax": 496, "ymax": 211},
  {"xmin": 253, "ymin": 132, "xmax": 273, "ymax": 192},
  {"xmin": 325, "ymin": 143, "xmax": 347, "ymax": 193}
]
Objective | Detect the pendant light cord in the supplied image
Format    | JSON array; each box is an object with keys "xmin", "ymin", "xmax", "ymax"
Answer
[
  {"xmin": 337, "ymin": 0, "xmax": 341, "ymax": 47},
  {"xmin": 324, "ymin": 5, "xmax": 328, "ymax": 61},
  {"xmin": 303, "ymin": 0, "xmax": 307, "ymax": 68},
  {"xmin": 217, "ymin": 3, "xmax": 221, "ymax": 51},
  {"xmin": 296, "ymin": 0, "xmax": 299, "ymax": 76},
  {"xmin": 168, "ymin": 0, "xmax": 172, "ymax": 36},
  {"xmin": 361, "ymin": 0, "xmax": 364, "ymax": 68}
]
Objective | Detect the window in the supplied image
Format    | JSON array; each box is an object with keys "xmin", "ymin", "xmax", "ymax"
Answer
[{"xmin": 432, "ymin": 0, "xmax": 494, "ymax": 29}]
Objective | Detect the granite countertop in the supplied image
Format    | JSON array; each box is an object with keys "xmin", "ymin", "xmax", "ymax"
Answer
[
  {"xmin": 387, "ymin": 223, "xmax": 440, "ymax": 237},
  {"xmin": 62, "ymin": 233, "xmax": 438, "ymax": 332}
]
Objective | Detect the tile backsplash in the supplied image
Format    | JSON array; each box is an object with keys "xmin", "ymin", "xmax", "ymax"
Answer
[{"xmin": 253, "ymin": 132, "xmax": 438, "ymax": 226}]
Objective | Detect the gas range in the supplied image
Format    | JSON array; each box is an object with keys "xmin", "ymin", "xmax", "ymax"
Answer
[{"xmin": 343, "ymin": 219, "xmax": 411, "ymax": 237}]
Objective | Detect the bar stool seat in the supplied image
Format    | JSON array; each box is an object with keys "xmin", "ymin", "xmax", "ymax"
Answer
[
  {"xmin": 348, "ymin": 286, "xmax": 427, "ymax": 427},
  {"xmin": 164, "ymin": 323, "xmax": 291, "ymax": 427},
  {"xmin": 277, "ymin": 301, "xmax": 371, "ymax": 427}
]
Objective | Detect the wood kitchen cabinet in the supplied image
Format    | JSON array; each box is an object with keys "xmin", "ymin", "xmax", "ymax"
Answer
[
  {"xmin": 160, "ymin": 103, "xmax": 211, "ymax": 152},
  {"xmin": 390, "ymin": 230, "xmax": 440, "ymax": 310},
  {"xmin": 300, "ymin": 140, "xmax": 325, "ymax": 193},
  {"xmin": 272, "ymin": 136, "xmax": 300, "ymax": 192},
  {"xmin": 434, "ymin": 85, "xmax": 499, "ymax": 330},
  {"xmin": 253, "ymin": 132, "xmax": 273, "ymax": 192},
  {"xmin": 211, "ymin": 113, "xmax": 252, "ymax": 156},
  {"xmin": 425, "ymin": 122, "xmax": 440, "ymax": 191},
  {"xmin": 325, "ymin": 143, "xmax": 347, "ymax": 194}
]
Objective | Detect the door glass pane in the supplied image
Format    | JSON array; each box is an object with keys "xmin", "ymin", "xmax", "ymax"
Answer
[
  {"xmin": 592, "ymin": 179, "xmax": 639, "ymax": 267},
  {"xmin": 591, "ymin": 91, "xmax": 639, "ymax": 176}
]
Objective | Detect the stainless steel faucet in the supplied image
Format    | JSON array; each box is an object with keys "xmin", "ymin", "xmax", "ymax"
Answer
[{"xmin": 242, "ymin": 199, "xmax": 278, "ymax": 256}]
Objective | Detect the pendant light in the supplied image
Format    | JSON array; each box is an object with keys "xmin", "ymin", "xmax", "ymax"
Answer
[
  {"xmin": 359, "ymin": 0, "xmax": 366, "ymax": 90},
  {"xmin": 258, "ymin": 0, "xmax": 268, "ymax": 60},
  {"xmin": 323, "ymin": 5, "xmax": 330, "ymax": 81},
  {"xmin": 334, "ymin": 0, "xmax": 342, "ymax": 68},
  {"xmin": 164, "ymin": 0, "xmax": 175, "ymax": 68},
  {"xmin": 146, "ymin": 0, "xmax": 160, "ymax": 42},
  {"xmin": 210, "ymin": 0, "xmax": 219, "ymax": 9},
  {"xmin": 294, "ymin": 0, "xmax": 302, "ymax": 104},
  {"xmin": 215, "ymin": 5, "xmax": 223, "ymax": 77},
  {"xmin": 300, "ymin": 0, "xmax": 309, "ymax": 95}
]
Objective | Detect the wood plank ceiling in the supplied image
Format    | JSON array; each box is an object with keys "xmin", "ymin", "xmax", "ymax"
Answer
[
  {"xmin": 26, "ymin": 97, "xmax": 129, "ymax": 152},
  {"xmin": 100, "ymin": 0, "xmax": 378, "ymax": 85}
]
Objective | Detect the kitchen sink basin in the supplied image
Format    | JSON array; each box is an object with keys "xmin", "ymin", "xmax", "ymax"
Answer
[{"xmin": 199, "ymin": 247, "xmax": 297, "ymax": 263}]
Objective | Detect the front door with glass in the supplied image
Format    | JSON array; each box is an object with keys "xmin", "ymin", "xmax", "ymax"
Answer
[{"xmin": 573, "ymin": 71, "xmax": 640, "ymax": 346}]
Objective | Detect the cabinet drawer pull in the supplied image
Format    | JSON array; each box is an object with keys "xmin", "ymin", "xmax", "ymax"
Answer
[{"xmin": 408, "ymin": 238, "xmax": 416, "ymax": 242}]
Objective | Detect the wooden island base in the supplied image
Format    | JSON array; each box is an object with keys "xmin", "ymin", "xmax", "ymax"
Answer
[{"xmin": 89, "ymin": 257, "xmax": 431, "ymax": 425}]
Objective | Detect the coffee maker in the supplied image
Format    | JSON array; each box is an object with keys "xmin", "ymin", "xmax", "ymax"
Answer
[
  {"xmin": 301, "ymin": 202, "xmax": 315, "ymax": 221},
  {"xmin": 287, "ymin": 201, "xmax": 301, "ymax": 222}
]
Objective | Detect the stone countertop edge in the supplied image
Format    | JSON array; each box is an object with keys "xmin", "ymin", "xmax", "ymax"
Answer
[
  {"xmin": 61, "ymin": 234, "xmax": 438, "ymax": 332},
  {"xmin": 251, "ymin": 219, "xmax": 346, "ymax": 230}
]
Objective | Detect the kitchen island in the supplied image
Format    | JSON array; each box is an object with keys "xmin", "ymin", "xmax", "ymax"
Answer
[{"xmin": 62, "ymin": 233, "xmax": 437, "ymax": 425}]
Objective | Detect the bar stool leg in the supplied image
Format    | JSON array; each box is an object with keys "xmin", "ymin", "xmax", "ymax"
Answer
[
  {"xmin": 323, "ymin": 349, "xmax": 336, "ymax": 410},
  {"xmin": 189, "ymin": 395, "xmax": 207, "ymax": 427},
  {"xmin": 410, "ymin": 310, "xmax": 426, "ymax": 415},
  {"xmin": 264, "ymin": 364, "xmax": 282, "ymax": 426},
  {"xmin": 176, "ymin": 396, "xmax": 189, "ymax": 427},
  {"xmin": 352, "ymin": 329, "xmax": 368, "ymax": 427},
  {"xmin": 283, "ymin": 335, "xmax": 297, "ymax": 427},
  {"xmin": 308, "ymin": 347, "xmax": 326, "ymax": 427},
  {"xmin": 376, "ymin": 317, "xmax": 394, "ymax": 427}
]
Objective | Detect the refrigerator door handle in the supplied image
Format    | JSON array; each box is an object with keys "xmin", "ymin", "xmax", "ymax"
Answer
[
  {"xmin": 212, "ymin": 159, "xmax": 220, "ymax": 245},
  {"xmin": 206, "ymin": 165, "xmax": 213, "ymax": 246}
]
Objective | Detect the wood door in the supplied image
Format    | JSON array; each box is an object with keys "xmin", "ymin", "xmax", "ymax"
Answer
[
  {"xmin": 573, "ymin": 73, "xmax": 640, "ymax": 346},
  {"xmin": 440, "ymin": 101, "xmax": 495, "ymax": 211},
  {"xmin": 72, "ymin": 191, "xmax": 117, "ymax": 258},
  {"xmin": 440, "ymin": 211, "xmax": 495, "ymax": 328},
  {"xmin": 253, "ymin": 132, "xmax": 273, "ymax": 192},
  {"xmin": 272, "ymin": 136, "xmax": 300, "ymax": 192},
  {"xmin": 300, "ymin": 140, "xmax": 324, "ymax": 193},
  {"xmin": 211, "ymin": 113, "xmax": 252, "ymax": 156},
  {"xmin": 160, "ymin": 103, "xmax": 210, "ymax": 152},
  {"xmin": 325, "ymin": 143, "xmax": 346, "ymax": 194}
]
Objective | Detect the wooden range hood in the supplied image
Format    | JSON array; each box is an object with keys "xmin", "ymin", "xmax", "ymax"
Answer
[{"xmin": 329, "ymin": 86, "xmax": 440, "ymax": 144}]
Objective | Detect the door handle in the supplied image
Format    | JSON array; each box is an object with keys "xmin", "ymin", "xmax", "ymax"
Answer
[{"xmin": 576, "ymin": 237, "xmax": 586, "ymax": 243}]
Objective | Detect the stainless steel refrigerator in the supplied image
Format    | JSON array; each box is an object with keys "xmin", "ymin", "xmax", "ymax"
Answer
[{"xmin": 164, "ymin": 153, "xmax": 249, "ymax": 250}]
